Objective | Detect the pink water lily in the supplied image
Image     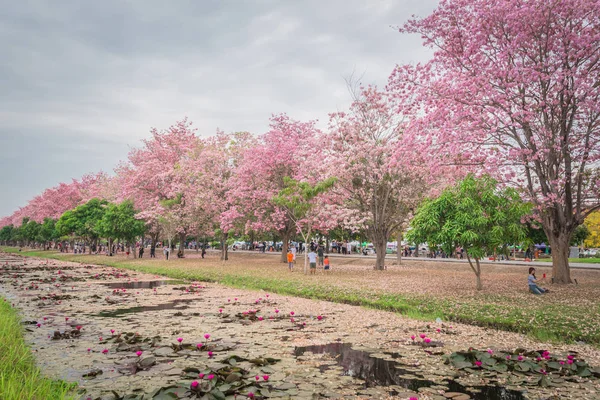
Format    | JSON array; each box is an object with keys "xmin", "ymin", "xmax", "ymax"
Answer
[
  {"xmin": 191, "ymin": 381, "xmax": 199, "ymax": 389},
  {"xmin": 208, "ymin": 351, "xmax": 213, "ymax": 358},
  {"xmin": 177, "ymin": 337, "xmax": 183, "ymax": 343},
  {"xmin": 419, "ymin": 334, "xmax": 426, "ymax": 339},
  {"xmin": 207, "ymin": 374, "xmax": 214, "ymax": 380},
  {"xmin": 290, "ymin": 311, "xmax": 295, "ymax": 316},
  {"xmin": 567, "ymin": 359, "xmax": 574, "ymax": 365},
  {"xmin": 247, "ymin": 393, "xmax": 255, "ymax": 399},
  {"xmin": 474, "ymin": 361, "xmax": 482, "ymax": 367},
  {"xmin": 198, "ymin": 373, "xmax": 205, "ymax": 379},
  {"xmin": 411, "ymin": 335, "xmax": 416, "ymax": 341},
  {"xmin": 258, "ymin": 316, "xmax": 264, "ymax": 321},
  {"xmin": 204, "ymin": 334, "xmax": 210, "ymax": 340},
  {"xmin": 255, "ymin": 376, "xmax": 260, "ymax": 381},
  {"xmin": 136, "ymin": 351, "xmax": 142, "ymax": 357},
  {"xmin": 559, "ymin": 360, "xmax": 565, "ymax": 365},
  {"xmin": 275, "ymin": 309, "xmax": 279, "ymax": 313},
  {"xmin": 262, "ymin": 375, "xmax": 269, "ymax": 381},
  {"xmin": 317, "ymin": 315, "xmax": 323, "ymax": 321},
  {"xmin": 102, "ymin": 349, "xmax": 108, "ymax": 354},
  {"xmin": 197, "ymin": 343, "xmax": 203, "ymax": 349},
  {"xmin": 518, "ymin": 355, "xmax": 524, "ymax": 361},
  {"xmin": 424, "ymin": 338, "xmax": 431, "ymax": 344}
]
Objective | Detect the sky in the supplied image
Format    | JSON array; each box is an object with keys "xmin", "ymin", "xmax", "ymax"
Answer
[{"xmin": 0, "ymin": 0, "xmax": 438, "ymax": 218}]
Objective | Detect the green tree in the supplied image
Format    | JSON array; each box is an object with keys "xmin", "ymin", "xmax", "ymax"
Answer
[
  {"xmin": 97, "ymin": 200, "xmax": 145, "ymax": 255},
  {"xmin": 0, "ymin": 225, "xmax": 15, "ymax": 244},
  {"xmin": 38, "ymin": 218, "xmax": 58, "ymax": 249},
  {"xmin": 56, "ymin": 199, "xmax": 107, "ymax": 253},
  {"xmin": 407, "ymin": 175, "xmax": 529, "ymax": 290},
  {"xmin": 273, "ymin": 177, "xmax": 337, "ymax": 274}
]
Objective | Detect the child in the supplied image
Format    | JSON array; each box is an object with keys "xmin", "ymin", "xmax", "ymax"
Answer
[
  {"xmin": 287, "ymin": 249, "xmax": 294, "ymax": 272},
  {"xmin": 323, "ymin": 255, "xmax": 330, "ymax": 273}
]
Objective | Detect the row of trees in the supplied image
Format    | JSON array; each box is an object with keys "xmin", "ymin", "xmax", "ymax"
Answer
[
  {"xmin": 2, "ymin": 0, "xmax": 600, "ymax": 284},
  {"xmin": 0, "ymin": 200, "xmax": 144, "ymax": 255}
]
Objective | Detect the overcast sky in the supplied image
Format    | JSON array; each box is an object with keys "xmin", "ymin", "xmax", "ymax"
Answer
[{"xmin": 0, "ymin": 0, "xmax": 437, "ymax": 218}]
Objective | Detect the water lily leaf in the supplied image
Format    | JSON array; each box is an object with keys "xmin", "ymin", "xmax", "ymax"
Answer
[
  {"xmin": 150, "ymin": 385, "xmax": 180, "ymax": 399},
  {"xmin": 453, "ymin": 361, "xmax": 472, "ymax": 369},
  {"xmin": 225, "ymin": 372, "xmax": 242, "ymax": 383},
  {"xmin": 577, "ymin": 368, "xmax": 592, "ymax": 377},
  {"xmin": 492, "ymin": 364, "xmax": 508, "ymax": 372},
  {"xmin": 515, "ymin": 362, "xmax": 530, "ymax": 372},
  {"xmin": 183, "ymin": 367, "xmax": 200, "ymax": 373},
  {"xmin": 209, "ymin": 389, "xmax": 226, "ymax": 400},
  {"xmin": 547, "ymin": 362, "xmax": 562, "ymax": 371}
]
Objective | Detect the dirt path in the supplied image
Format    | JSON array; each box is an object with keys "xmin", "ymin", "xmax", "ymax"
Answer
[{"xmin": 1, "ymin": 253, "xmax": 599, "ymax": 400}]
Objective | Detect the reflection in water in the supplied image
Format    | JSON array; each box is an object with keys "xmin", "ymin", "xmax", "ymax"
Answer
[
  {"xmin": 295, "ymin": 343, "xmax": 525, "ymax": 400},
  {"xmin": 94, "ymin": 299, "xmax": 196, "ymax": 318},
  {"xmin": 101, "ymin": 280, "xmax": 166, "ymax": 289}
]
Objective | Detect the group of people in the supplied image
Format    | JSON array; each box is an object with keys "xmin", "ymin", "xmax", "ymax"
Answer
[{"xmin": 286, "ymin": 245, "xmax": 330, "ymax": 274}]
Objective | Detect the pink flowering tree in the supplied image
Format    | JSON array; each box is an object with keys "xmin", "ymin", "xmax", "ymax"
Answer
[
  {"xmin": 389, "ymin": 0, "xmax": 600, "ymax": 283},
  {"xmin": 117, "ymin": 119, "xmax": 200, "ymax": 254},
  {"xmin": 181, "ymin": 131, "xmax": 252, "ymax": 260},
  {"xmin": 327, "ymin": 86, "xmax": 431, "ymax": 270},
  {"xmin": 224, "ymin": 115, "xmax": 325, "ymax": 263}
]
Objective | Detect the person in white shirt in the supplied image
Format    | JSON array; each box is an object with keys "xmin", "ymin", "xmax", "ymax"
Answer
[
  {"xmin": 308, "ymin": 250, "xmax": 317, "ymax": 275},
  {"xmin": 291, "ymin": 245, "xmax": 297, "ymax": 261}
]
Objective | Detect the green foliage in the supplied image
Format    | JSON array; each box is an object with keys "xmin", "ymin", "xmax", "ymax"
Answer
[
  {"xmin": 273, "ymin": 177, "xmax": 337, "ymax": 223},
  {"xmin": 56, "ymin": 198, "xmax": 108, "ymax": 242},
  {"xmin": 571, "ymin": 224, "xmax": 590, "ymax": 246},
  {"xmin": 0, "ymin": 297, "xmax": 75, "ymax": 399},
  {"xmin": 39, "ymin": 218, "xmax": 58, "ymax": 243},
  {"xmin": 407, "ymin": 175, "xmax": 529, "ymax": 259},
  {"xmin": 0, "ymin": 225, "xmax": 15, "ymax": 242},
  {"xmin": 96, "ymin": 200, "xmax": 145, "ymax": 242}
]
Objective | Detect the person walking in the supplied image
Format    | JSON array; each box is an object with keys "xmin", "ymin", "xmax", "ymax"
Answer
[{"xmin": 317, "ymin": 245, "xmax": 324, "ymax": 268}]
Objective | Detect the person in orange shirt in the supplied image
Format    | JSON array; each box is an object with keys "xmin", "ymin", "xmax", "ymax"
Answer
[
  {"xmin": 323, "ymin": 255, "xmax": 330, "ymax": 273},
  {"xmin": 287, "ymin": 249, "xmax": 294, "ymax": 272}
]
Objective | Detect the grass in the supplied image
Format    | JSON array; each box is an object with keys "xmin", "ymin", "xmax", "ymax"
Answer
[
  {"xmin": 0, "ymin": 297, "xmax": 75, "ymax": 400},
  {"xmin": 537, "ymin": 257, "xmax": 600, "ymax": 264},
  {"xmin": 4, "ymin": 247, "xmax": 600, "ymax": 347}
]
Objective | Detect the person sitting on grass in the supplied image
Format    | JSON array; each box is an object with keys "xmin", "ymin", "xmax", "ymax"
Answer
[{"xmin": 528, "ymin": 267, "xmax": 549, "ymax": 295}]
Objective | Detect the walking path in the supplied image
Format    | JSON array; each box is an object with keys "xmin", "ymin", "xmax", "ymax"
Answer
[{"xmin": 228, "ymin": 249, "xmax": 600, "ymax": 270}]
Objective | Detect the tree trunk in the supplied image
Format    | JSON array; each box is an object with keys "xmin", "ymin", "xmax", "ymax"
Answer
[
  {"xmin": 220, "ymin": 231, "xmax": 229, "ymax": 261},
  {"xmin": 325, "ymin": 236, "xmax": 330, "ymax": 254},
  {"xmin": 178, "ymin": 232, "xmax": 186, "ymax": 256},
  {"xmin": 465, "ymin": 251, "xmax": 483, "ymax": 290},
  {"xmin": 396, "ymin": 232, "xmax": 403, "ymax": 265},
  {"xmin": 373, "ymin": 235, "xmax": 387, "ymax": 270},
  {"xmin": 280, "ymin": 231, "xmax": 292, "ymax": 263},
  {"xmin": 547, "ymin": 231, "xmax": 572, "ymax": 284},
  {"xmin": 196, "ymin": 235, "xmax": 199, "ymax": 252}
]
